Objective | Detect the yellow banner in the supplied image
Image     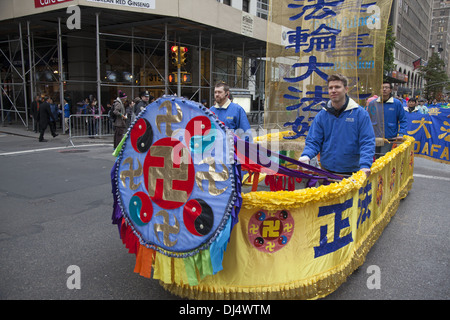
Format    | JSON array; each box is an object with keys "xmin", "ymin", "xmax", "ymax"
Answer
[
  {"xmin": 157, "ymin": 137, "xmax": 415, "ymax": 299},
  {"xmin": 264, "ymin": 0, "xmax": 393, "ymax": 138}
]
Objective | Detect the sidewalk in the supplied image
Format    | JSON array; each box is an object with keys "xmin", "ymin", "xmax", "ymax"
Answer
[{"xmin": 0, "ymin": 121, "xmax": 113, "ymax": 147}]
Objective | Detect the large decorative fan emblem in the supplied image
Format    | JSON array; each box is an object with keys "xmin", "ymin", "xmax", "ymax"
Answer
[{"xmin": 114, "ymin": 97, "xmax": 237, "ymax": 256}]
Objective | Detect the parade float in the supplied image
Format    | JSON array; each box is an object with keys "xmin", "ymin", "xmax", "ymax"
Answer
[
  {"xmin": 110, "ymin": 0, "xmax": 416, "ymax": 299},
  {"xmin": 110, "ymin": 95, "xmax": 414, "ymax": 300}
]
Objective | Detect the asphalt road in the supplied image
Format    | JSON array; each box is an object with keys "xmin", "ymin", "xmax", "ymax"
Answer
[{"xmin": 0, "ymin": 128, "xmax": 448, "ymax": 302}]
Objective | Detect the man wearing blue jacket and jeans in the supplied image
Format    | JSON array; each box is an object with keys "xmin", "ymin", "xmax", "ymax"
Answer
[{"xmin": 298, "ymin": 74, "xmax": 375, "ymax": 177}]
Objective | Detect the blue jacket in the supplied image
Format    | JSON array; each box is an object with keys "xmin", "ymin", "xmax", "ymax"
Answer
[
  {"xmin": 302, "ymin": 97, "xmax": 375, "ymax": 173},
  {"xmin": 210, "ymin": 100, "xmax": 251, "ymax": 136},
  {"xmin": 367, "ymin": 97, "xmax": 407, "ymax": 139},
  {"xmin": 64, "ymin": 103, "xmax": 70, "ymax": 118},
  {"xmin": 417, "ymin": 105, "xmax": 429, "ymax": 114}
]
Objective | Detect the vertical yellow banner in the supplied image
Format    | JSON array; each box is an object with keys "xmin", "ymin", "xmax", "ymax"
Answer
[{"xmin": 265, "ymin": 0, "xmax": 393, "ymax": 138}]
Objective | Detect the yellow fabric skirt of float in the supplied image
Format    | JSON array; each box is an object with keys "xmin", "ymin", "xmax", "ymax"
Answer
[{"xmin": 148, "ymin": 136, "xmax": 415, "ymax": 300}]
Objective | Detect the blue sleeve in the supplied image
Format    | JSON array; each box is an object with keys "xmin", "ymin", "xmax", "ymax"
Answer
[
  {"xmin": 302, "ymin": 112, "xmax": 324, "ymax": 159},
  {"xmin": 237, "ymin": 106, "xmax": 252, "ymax": 142},
  {"xmin": 238, "ymin": 107, "xmax": 251, "ymax": 132},
  {"xmin": 397, "ymin": 102, "xmax": 408, "ymax": 136},
  {"xmin": 358, "ymin": 110, "xmax": 376, "ymax": 169}
]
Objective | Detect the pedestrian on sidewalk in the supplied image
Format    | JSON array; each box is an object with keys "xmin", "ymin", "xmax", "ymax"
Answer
[
  {"xmin": 30, "ymin": 94, "xmax": 41, "ymax": 133},
  {"xmin": 112, "ymin": 90, "xmax": 128, "ymax": 149},
  {"xmin": 37, "ymin": 96, "xmax": 58, "ymax": 142},
  {"xmin": 49, "ymin": 97, "xmax": 60, "ymax": 135},
  {"xmin": 63, "ymin": 98, "xmax": 70, "ymax": 134}
]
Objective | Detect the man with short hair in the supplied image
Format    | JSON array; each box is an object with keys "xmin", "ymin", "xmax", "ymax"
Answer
[
  {"xmin": 299, "ymin": 74, "xmax": 375, "ymax": 177},
  {"xmin": 367, "ymin": 82, "xmax": 407, "ymax": 157},
  {"xmin": 134, "ymin": 90, "xmax": 151, "ymax": 116},
  {"xmin": 210, "ymin": 82, "xmax": 251, "ymax": 140}
]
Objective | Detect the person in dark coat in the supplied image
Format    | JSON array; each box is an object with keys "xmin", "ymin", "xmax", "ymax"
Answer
[
  {"xmin": 30, "ymin": 94, "xmax": 41, "ymax": 133},
  {"xmin": 37, "ymin": 96, "xmax": 58, "ymax": 142},
  {"xmin": 112, "ymin": 90, "xmax": 128, "ymax": 149}
]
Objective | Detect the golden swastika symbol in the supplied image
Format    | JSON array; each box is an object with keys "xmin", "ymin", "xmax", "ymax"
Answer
[
  {"xmin": 261, "ymin": 220, "xmax": 281, "ymax": 238},
  {"xmin": 120, "ymin": 157, "xmax": 143, "ymax": 190},
  {"xmin": 249, "ymin": 224, "xmax": 259, "ymax": 235},
  {"xmin": 154, "ymin": 210, "xmax": 180, "ymax": 247},
  {"xmin": 156, "ymin": 101, "xmax": 183, "ymax": 136},
  {"xmin": 195, "ymin": 157, "xmax": 229, "ymax": 196},
  {"xmin": 284, "ymin": 223, "xmax": 293, "ymax": 233},
  {"xmin": 147, "ymin": 145, "xmax": 190, "ymax": 203},
  {"xmin": 265, "ymin": 241, "xmax": 276, "ymax": 252}
]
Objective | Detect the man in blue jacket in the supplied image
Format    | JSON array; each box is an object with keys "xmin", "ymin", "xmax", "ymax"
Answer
[
  {"xmin": 210, "ymin": 82, "xmax": 251, "ymax": 140},
  {"xmin": 299, "ymin": 74, "xmax": 375, "ymax": 177},
  {"xmin": 367, "ymin": 82, "xmax": 407, "ymax": 158}
]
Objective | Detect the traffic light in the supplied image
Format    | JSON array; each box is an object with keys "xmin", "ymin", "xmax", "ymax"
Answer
[
  {"xmin": 181, "ymin": 72, "xmax": 191, "ymax": 84},
  {"xmin": 168, "ymin": 72, "xmax": 190, "ymax": 84},
  {"xmin": 171, "ymin": 46, "xmax": 179, "ymax": 66},
  {"xmin": 168, "ymin": 73, "xmax": 177, "ymax": 83},
  {"xmin": 179, "ymin": 46, "xmax": 188, "ymax": 66}
]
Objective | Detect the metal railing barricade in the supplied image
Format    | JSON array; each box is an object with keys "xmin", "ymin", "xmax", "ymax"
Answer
[{"xmin": 68, "ymin": 114, "xmax": 113, "ymax": 147}]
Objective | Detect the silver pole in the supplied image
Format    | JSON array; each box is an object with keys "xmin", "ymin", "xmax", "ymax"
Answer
[
  {"xmin": 19, "ymin": 22, "xmax": 29, "ymax": 128},
  {"xmin": 177, "ymin": 43, "xmax": 181, "ymax": 97},
  {"xmin": 58, "ymin": 18, "xmax": 64, "ymax": 133},
  {"xmin": 96, "ymin": 12, "xmax": 102, "ymax": 136},
  {"xmin": 210, "ymin": 34, "xmax": 213, "ymax": 106},
  {"xmin": 8, "ymin": 35, "xmax": 17, "ymax": 123},
  {"xmin": 0, "ymin": 69, "xmax": 3, "ymax": 125},
  {"xmin": 164, "ymin": 23, "xmax": 168, "ymax": 95},
  {"xmin": 198, "ymin": 31, "xmax": 202, "ymax": 103},
  {"xmin": 27, "ymin": 21, "xmax": 34, "ymax": 130},
  {"xmin": 131, "ymin": 27, "xmax": 135, "ymax": 99},
  {"xmin": 242, "ymin": 42, "xmax": 245, "ymax": 88}
]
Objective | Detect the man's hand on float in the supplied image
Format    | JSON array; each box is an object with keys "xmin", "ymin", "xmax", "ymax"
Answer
[
  {"xmin": 361, "ymin": 168, "xmax": 371, "ymax": 178},
  {"xmin": 297, "ymin": 156, "xmax": 310, "ymax": 170},
  {"xmin": 393, "ymin": 136, "xmax": 404, "ymax": 143}
]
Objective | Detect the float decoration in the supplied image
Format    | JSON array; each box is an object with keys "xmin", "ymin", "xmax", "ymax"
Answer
[
  {"xmin": 111, "ymin": 96, "xmax": 415, "ymax": 298},
  {"xmin": 111, "ymin": 96, "xmax": 341, "ymax": 285},
  {"xmin": 111, "ymin": 96, "xmax": 242, "ymax": 282}
]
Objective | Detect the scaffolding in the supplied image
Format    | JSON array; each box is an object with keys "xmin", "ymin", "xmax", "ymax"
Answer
[{"xmin": 0, "ymin": 8, "xmax": 267, "ymax": 130}]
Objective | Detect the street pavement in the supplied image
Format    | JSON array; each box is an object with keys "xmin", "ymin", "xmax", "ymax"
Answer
[{"xmin": 0, "ymin": 123, "xmax": 449, "ymax": 301}]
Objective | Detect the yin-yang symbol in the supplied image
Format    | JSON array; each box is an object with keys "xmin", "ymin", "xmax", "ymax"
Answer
[{"xmin": 183, "ymin": 199, "xmax": 214, "ymax": 236}]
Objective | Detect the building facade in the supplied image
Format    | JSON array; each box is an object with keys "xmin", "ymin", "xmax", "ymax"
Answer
[
  {"xmin": 389, "ymin": 0, "xmax": 433, "ymax": 97},
  {"xmin": 217, "ymin": 0, "xmax": 270, "ymax": 19},
  {"xmin": 0, "ymin": 0, "xmax": 271, "ymax": 128},
  {"xmin": 430, "ymin": 0, "xmax": 450, "ymax": 77},
  {"xmin": 2, "ymin": 0, "xmax": 442, "ymax": 129}
]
